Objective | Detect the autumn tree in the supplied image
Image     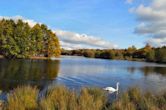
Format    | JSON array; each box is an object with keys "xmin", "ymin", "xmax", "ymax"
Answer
[
  {"xmin": 47, "ymin": 30, "xmax": 61, "ymax": 57},
  {"xmin": 0, "ymin": 19, "xmax": 61, "ymax": 58}
]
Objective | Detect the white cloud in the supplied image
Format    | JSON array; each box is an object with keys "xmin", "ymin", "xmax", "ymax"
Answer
[
  {"xmin": 0, "ymin": 15, "xmax": 118, "ymax": 49},
  {"xmin": 147, "ymin": 37, "xmax": 166, "ymax": 47},
  {"xmin": 132, "ymin": 0, "xmax": 166, "ymax": 47},
  {"xmin": 126, "ymin": 0, "xmax": 134, "ymax": 4},
  {"xmin": 55, "ymin": 30, "xmax": 118, "ymax": 49}
]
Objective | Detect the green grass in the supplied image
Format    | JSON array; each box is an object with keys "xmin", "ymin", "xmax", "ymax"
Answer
[{"xmin": 2, "ymin": 86, "xmax": 166, "ymax": 110}]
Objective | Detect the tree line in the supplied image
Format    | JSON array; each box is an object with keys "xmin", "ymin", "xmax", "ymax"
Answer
[
  {"xmin": 0, "ymin": 19, "xmax": 61, "ymax": 58},
  {"xmin": 62, "ymin": 44, "xmax": 166, "ymax": 63},
  {"xmin": 0, "ymin": 19, "xmax": 165, "ymax": 63}
]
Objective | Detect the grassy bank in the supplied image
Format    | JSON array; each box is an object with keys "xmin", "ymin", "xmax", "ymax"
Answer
[{"xmin": 1, "ymin": 86, "xmax": 166, "ymax": 110}]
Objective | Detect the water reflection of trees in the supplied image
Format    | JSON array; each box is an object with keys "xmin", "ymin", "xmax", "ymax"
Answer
[
  {"xmin": 0, "ymin": 59, "xmax": 60, "ymax": 91},
  {"xmin": 127, "ymin": 66, "xmax": 166, "ymax": 76}
]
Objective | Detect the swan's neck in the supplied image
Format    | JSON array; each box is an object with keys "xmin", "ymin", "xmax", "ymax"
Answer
[{"xmin": 116, "ymin": 83, "xmax": 119, "ymax": 91}]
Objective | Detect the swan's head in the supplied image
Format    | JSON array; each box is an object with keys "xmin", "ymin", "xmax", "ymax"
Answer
[{"xmin": 117, "ymin": 82, "xmax": 120, "ymax": 85}]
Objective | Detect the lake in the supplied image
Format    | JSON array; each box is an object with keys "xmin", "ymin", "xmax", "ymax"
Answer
[{"xmin": 0, "ymin": 56, "xmax": 166, "ymax": 94}]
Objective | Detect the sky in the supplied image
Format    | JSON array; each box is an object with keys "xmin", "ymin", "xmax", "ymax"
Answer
[{"xmin": 0, "ymin": 0, "xmax": 165, "ymax": 49}]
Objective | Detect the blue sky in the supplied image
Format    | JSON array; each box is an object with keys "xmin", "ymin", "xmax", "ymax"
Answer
[{"xmin": 1, "ymin": 0, "xmax": 163, "ymax": 49}]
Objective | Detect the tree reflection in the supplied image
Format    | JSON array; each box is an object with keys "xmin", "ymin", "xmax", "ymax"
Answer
[
  {"xmin": 0, "ymin": 59, "xmax": 60, "ymax": 91},
  {"xmin": 127, "ymin": 66, "xmax": 166, "ymax": 76}
]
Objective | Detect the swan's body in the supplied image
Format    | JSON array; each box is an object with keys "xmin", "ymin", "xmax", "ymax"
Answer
[{"xmin": 103, "ymin": 82, "xmax": 119, "ymax": 93}]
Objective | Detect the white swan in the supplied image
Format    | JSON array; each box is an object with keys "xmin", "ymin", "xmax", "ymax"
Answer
[{"xmin": 103, "ymin": 82, "xmax": 119, "ymax": 93}]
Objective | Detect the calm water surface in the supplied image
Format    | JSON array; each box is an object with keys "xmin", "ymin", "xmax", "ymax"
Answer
[{"xmin": 0, "ymin": 56, "xmax": 166, "ymax": 94}]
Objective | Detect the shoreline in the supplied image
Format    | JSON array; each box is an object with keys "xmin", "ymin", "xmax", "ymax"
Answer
[
  {"xmin": 0, "ymin": 55, "xmax": 59, "ymax": 60},
  {"xmin": 0, "ymin": 54, "xmax": 165, "ymax": 64},
  {"xmin": 30, "ymin": 56, "xmax": 50, "ymax": 60}
]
